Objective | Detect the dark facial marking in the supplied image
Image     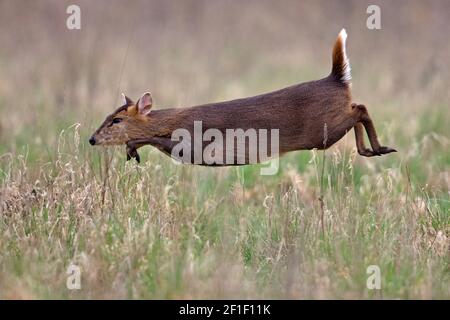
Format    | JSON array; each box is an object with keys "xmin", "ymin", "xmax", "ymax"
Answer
[{"xmin": 108, "ymin": 117, "xmax": 123, "ymax": 127}]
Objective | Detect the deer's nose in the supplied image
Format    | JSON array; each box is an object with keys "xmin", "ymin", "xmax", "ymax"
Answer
[{"xmin": 89, "ymin": 137, "xmax": 96, "ymax": 145}]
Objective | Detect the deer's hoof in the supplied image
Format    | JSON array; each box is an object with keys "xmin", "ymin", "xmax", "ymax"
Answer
[
  {"xmin": 358, "ymin": 148, "xmax": 376, "ymax": 157},
  {"xmin": 126, "ymin": 146, "xmax": 140, "ymax": 163},
  {"xmin": 374, "ymin": 146, "xmax": 397, "ymax": 155},
  {"xmin": 358, "ymin": 146, "xmax": 397, "ymax": 157}
]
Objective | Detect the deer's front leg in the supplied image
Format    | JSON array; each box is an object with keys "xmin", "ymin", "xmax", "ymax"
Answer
[
  {"xmin": 126, "ymin": 137, "xmax": 178, "ymax": 163},
  {"xmin": 126, "ymin": 140, "xmax": 146, "ymax": 163}
]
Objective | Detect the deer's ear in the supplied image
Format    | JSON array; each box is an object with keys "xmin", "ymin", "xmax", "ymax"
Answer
[
  {"xmin": 121, "ymin": 93, "xmax": 134, "ymax": 106},
  {"xmin": 136, "ymin": 92, "xmax": 153, "ymax": 115}
]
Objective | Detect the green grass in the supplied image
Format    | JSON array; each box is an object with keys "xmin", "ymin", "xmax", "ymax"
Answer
[{"xmin": 0, "ymin": 118, "xmax": 448, "ymax": 299}]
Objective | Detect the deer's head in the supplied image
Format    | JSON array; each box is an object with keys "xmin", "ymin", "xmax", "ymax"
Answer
[{"xmin": 89, "ymin": 92, "xmax": 153, "ymax": 146}]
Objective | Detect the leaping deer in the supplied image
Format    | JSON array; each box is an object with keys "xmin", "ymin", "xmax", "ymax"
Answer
[{"xmin": 90, "ymin": 29, "xmax": 396, "ymax": 164}]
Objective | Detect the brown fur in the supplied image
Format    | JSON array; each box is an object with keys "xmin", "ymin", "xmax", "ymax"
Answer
[{"xmin": 90, "ymin": 30, "xmax": 396, "ymax": 164}]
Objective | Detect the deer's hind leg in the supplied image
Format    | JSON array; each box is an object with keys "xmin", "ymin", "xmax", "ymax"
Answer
[
  {"xmin": 354, "ymin": 122, "xmax": 375, "ymax": 156},
  {"xmin": 352, "ymin": 103, "xmax": 397, "ymax": 157}
]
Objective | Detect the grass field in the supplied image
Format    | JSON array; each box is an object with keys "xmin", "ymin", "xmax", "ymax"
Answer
[{"xmin": 0, "ymin": 0, "xmax": 448, "ymax": 299}]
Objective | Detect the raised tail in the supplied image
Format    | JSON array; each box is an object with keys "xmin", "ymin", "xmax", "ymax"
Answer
[{"xmin": 330, "ymin": 29, "xmax": 351, "ymax": 84}]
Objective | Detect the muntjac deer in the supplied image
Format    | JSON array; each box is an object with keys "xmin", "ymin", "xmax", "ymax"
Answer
[{"xmin": 90, "ymin": 29, "xmax": 396, "ymax": 165}]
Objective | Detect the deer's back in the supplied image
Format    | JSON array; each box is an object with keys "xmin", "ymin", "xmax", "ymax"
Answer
[{"xmin": 153, "ymin": 76, "xmax": 352, "ymax": 152}]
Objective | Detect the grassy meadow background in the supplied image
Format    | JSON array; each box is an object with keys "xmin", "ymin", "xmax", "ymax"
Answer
[{"xmin": 0, "ymin": 0, "xmax": 448, "ymax": 299}]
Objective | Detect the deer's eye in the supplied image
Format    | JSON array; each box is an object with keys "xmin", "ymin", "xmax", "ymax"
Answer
[{"xmin": 112, "ymin": 118, "xmax": 123, "ymax": 124}]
